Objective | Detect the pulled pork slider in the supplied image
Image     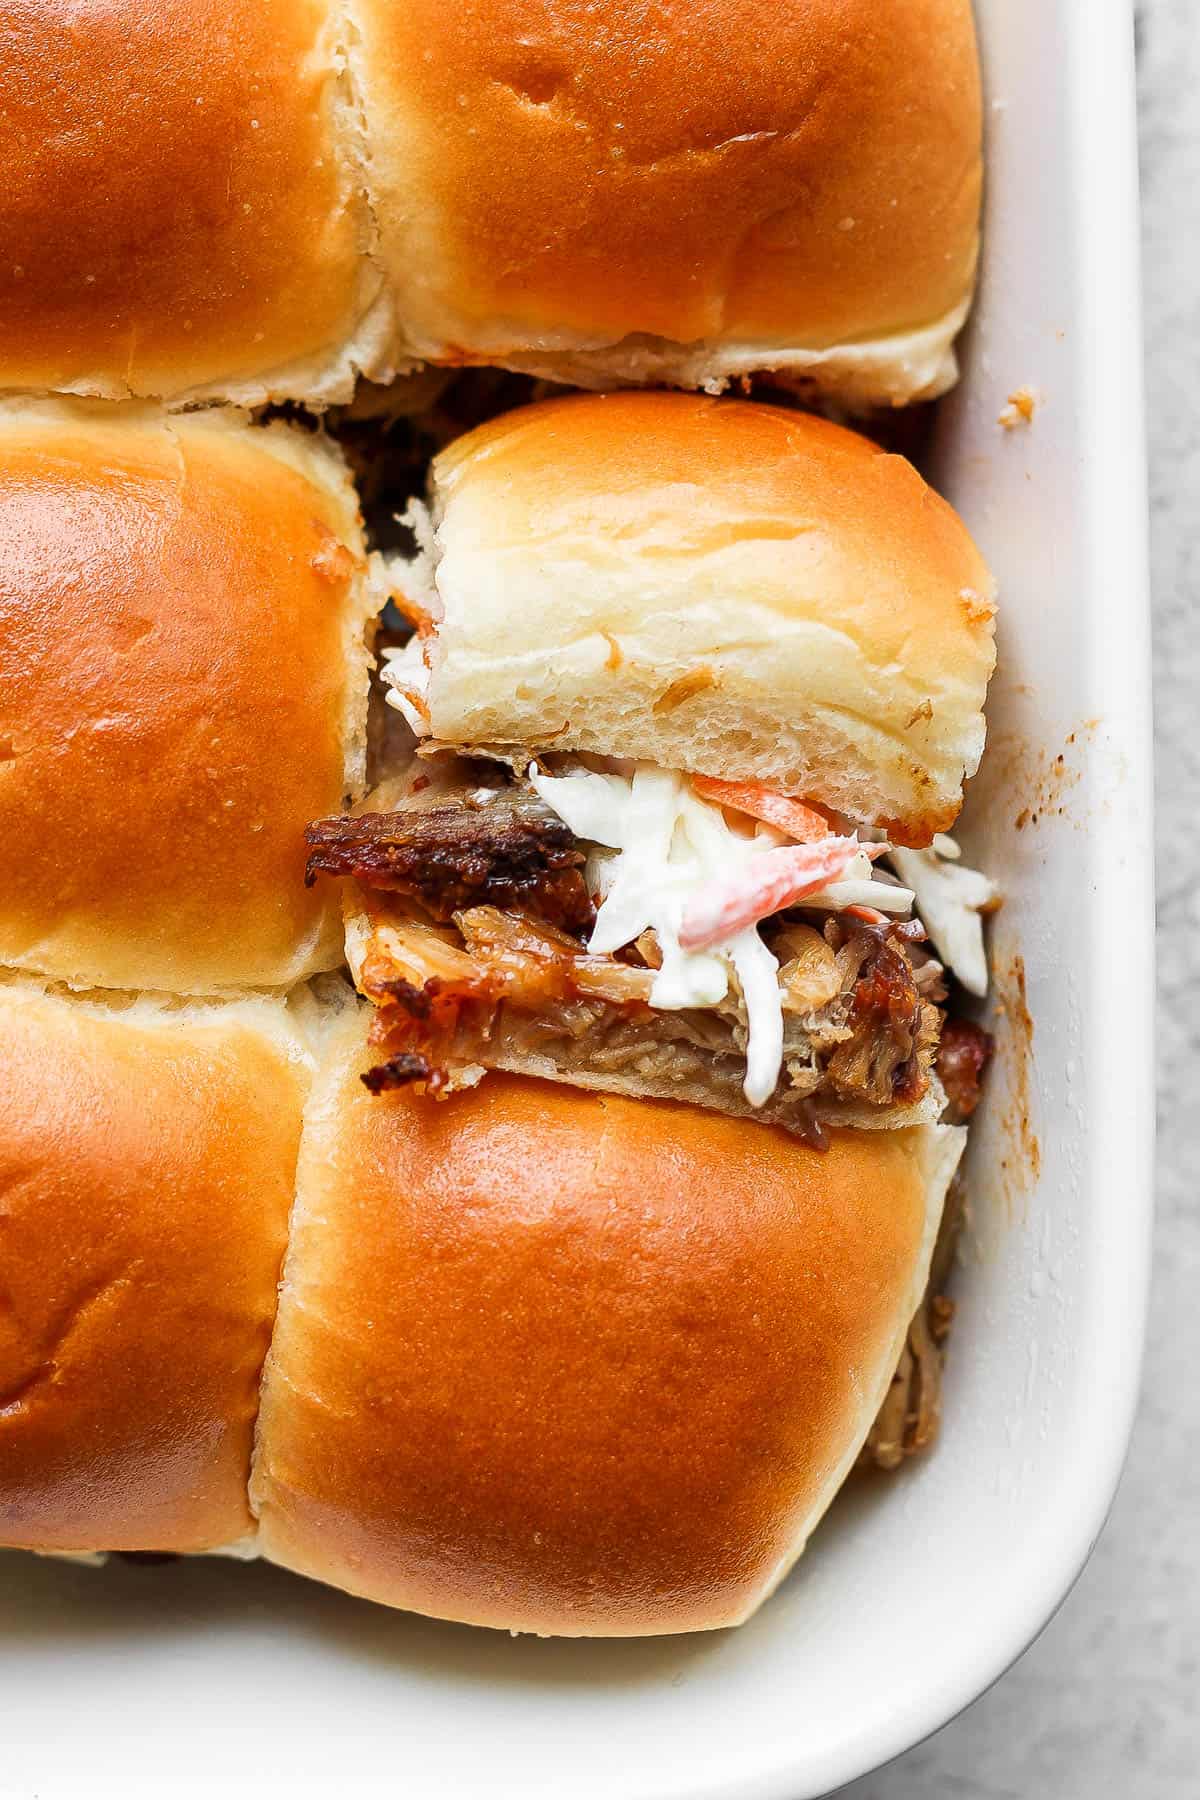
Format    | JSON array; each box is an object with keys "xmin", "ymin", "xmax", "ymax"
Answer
[
  {"xmin": 0, "ymin": 401, "xmax": 377, "ymax": 994},
  {"xmin": 252, "ymin": 1004, "xmax": 966, "ymax": 1636},
  {"xmin": 354, "ymin": 0, "xmax": 982, "ymax": 405},
  {"xmin": 307, "ymin": 393, "xmax": 998, "ymax": 1143},
  {"xmin": 0, "ymin": 0, "xmax": 385, "ymax": 405},
  {"xmin": 0, "ymin": 984, "xmax": 310, "ymax": 1556}
]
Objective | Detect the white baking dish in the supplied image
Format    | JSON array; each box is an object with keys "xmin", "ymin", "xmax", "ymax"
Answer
[{"xmin": 0, "ymin": 1, "xmax": 1152, "ymax": 1794}]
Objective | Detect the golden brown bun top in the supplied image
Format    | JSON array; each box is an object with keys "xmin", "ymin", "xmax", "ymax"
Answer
[
  {"xmin": 0, "ymin": 402, "xmax": 372, "ymax": 993},
  {"xmin": 358, "ymin": 0, "xmax": 981, "ymax": 372},
  {"xmin": 0, "ymin": 0, "xmax": 373, "ymax": 401},
  {"xmin": 0, "ymin": 985, "xmax": 310, "ymax": 1554},
  {"xmin": 427, "ymin": 393, "xmax": 996, "ymax": 844},
  {"xmin": 436, "ymin": 391, "xmax": 993, "ymax": 600},
  {"xmin": 253, "ymin": 1010, "xmax": 949, "ymax": 1636}
]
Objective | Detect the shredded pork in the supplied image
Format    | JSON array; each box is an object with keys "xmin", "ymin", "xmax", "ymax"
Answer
[
  {"xmin": 346, "ymin": 896, "xmax": 942, "ymax": 1147},
  {"xmin": 305, "ymin": 757, "xmax": 990, "ymax": 1148},
  {"xmin": 305, "ymin": 784, "xmax": 595, "ymax": 934},
  {"xmin": 859, "ymin": 1170, "xmax": 967, "ymax": 1471},
  {"xmin": 936, "ymin": 1016, "xmax": 994, "ymax": 1122}
]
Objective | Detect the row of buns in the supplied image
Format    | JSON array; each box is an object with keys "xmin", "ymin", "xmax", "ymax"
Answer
[
  {"xmin": 1, "ymin": 0, "xmax": 982, "ymax": 407},
  {"xmin": 0, "ymin": 979, "xmax": 961, "ymax": 1635}
]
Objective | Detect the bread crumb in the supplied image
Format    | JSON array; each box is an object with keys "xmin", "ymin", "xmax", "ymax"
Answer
[
  {"xmin": 310, "ymin": 524, "xmax": 360, "ymax": 585},
  {"xmin": 959, "ymin": 585, "xmax": 997, "ymax": 623},
  {"xmin": 999, "ymin": 386, "xmax": 1037, "ymax": 430}
]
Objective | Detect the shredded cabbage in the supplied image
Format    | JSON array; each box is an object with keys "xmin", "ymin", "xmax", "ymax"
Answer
[
  {"xmin": 888, "ymin": 842, "xmax": 998, "ymax": 998},
  {"xmin": 530, "ymin": 763, "xmax": 911, "ymax": 1106},
  {"xmin": 380, "ymin": 637, "xmax": 431, "ymax": 735}
]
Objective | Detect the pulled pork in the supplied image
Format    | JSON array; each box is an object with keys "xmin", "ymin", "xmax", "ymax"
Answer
[
  {"xmin": 859, "ymin": 1168, "xmax": 969, "ymax": 1472},
  {"xmin": 306, "ymin": 771, "xmax": 978, "ymax": 1142},
  {"xmin": 343, "ymin": 898, "xmax": 941, "ymax": 1146},
  {"xmin": 305, "ymin": 786, "xmax": 595, "ymax": 935},
  {"xmin": 936, "ymin": 1016, "xmax": 993, "ymax": 1122},
  {"xmin": 819, "ymin": 916, "xmax": 942, "ymax": 1110},
  {"xmin": 859, "ymin": 1024, "xmax": 991, "ymax": 1470}
]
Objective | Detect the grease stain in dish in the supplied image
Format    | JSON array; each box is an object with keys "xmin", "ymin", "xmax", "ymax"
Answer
[
  {"xmin": 991, "ymin": 950, "xmax": 1040, "ymax": 1224},
  {"xmin": 971, "ymin": 722, "xmax": 1095, "ymax": 834}
]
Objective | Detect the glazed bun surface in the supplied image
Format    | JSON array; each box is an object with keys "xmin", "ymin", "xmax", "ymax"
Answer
[
  {"xmin": 0, "ymin": 0, "xmax": 383, "ymax": 404},
  {"xmin": 355, "ymin": 0, "xmax": 982, "ymax": 403},
  {"xmin": 252, "ymin": 1007, "xmax": 963, "ymax": 1636},
  {"xmin": 0, "ymin": 402, "xmax": 374, "ymax": 993},
  {"xmin": 0, "ymin": 985, "xmax": 310, "ymax": 1554},
  {"xmin": 419, "ymin": 393, "xmax": 996, "ymax": 844}
]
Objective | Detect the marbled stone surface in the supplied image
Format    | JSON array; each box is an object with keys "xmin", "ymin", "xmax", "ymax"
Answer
[{"xmin": 840, "ymin": 5, "xmax": 1199, "ymax": 1794}]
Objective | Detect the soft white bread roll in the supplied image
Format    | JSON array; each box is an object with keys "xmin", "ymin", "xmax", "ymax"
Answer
[
  {"xmin": 0, "ymin": 402, "xmax": 376, "ymax": 993},
  {"xmin": 0, "ymin": 0, "xmax": 386, "ymax": 405},
  {"xmin": 404, "ymin": 393, "xmax": 996, "ymax": 845},
  {"xmin": 0, "ymin": 984, "xmax": 311, "ymax": 1556},
  {"xmin": 252, "ymin": 1005, "xmax": 964, "ymax": 1636},
  {"xmin": 352, "ymin": 0, "xmax": 982, "ymax": 404}
]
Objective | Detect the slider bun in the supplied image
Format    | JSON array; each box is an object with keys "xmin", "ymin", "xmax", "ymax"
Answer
[
  {"xmin": 0, "ymin": 0, "xmax": 384, "ymax": 405},
  {"xmin": 0, "ymin": 401, "xmax": 375, "ymax": 993},
  {"xmin": 357, "ymin": 0, "xmax": 981, "ymax": 404},
  {"xmin": 420, "ymin": 394, "xmax": 997, "ymax": 845},
  {"xmin": 0, "ymin": 985, "xmax": 310, "ymax": 1555},
  {"xmin": 252, "ymin": 1006, "xmax": 963, "ymax": 1636}
]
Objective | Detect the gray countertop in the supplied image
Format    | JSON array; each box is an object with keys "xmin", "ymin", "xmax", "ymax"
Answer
[{"xmin": 840, "ymin": 6, "xmax": 1199, "ymax": 1795}]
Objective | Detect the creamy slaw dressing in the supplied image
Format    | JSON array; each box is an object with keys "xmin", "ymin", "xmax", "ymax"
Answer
[{"xmin": 531, "ymin": 764, "xmax": 924, "ymax": 1106}]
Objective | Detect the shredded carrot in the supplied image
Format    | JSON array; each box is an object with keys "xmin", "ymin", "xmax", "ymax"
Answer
[
  {"xmin": 843, "ymin": 903, "xmax": 889, "ymax": 926},
  {"xmin": 679, "ymin": 840, "xmax": 862, "ymax": 950},
  {"xmin": 691, "ymin": 776, "xmax": 832, "ymax": 843}
]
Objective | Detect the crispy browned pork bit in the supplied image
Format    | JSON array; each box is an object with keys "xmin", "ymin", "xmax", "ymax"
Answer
[
  {"xmin": 936, "ymin": 1015, "xmax": 994, "ymax": 1122},
  {"xmin": 305, "ymin": 786, "xmax": 596, "ymax": 934}
]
